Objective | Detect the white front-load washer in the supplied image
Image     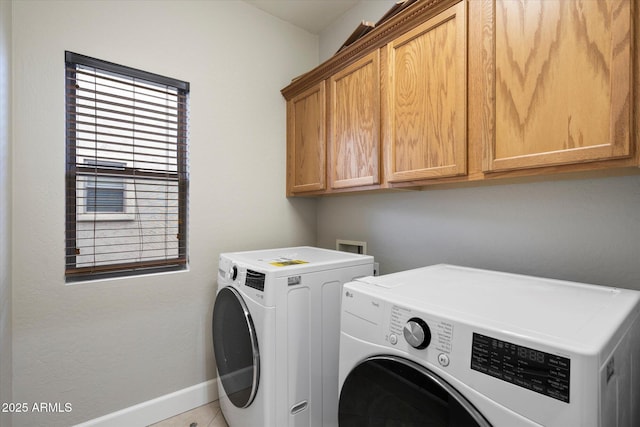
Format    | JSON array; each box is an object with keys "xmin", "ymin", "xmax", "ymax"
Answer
[
  {"xmin": 338, "ymin": 264, "xmax": 640, "ymax": 426},
  {"xmin": 212, "ymin": 246, "xmax": 373, "ymax": 427}
]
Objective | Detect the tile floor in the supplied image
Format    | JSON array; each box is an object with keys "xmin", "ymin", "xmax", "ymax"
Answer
[{"xmin": 148, "ymin": 400, "xmax": 228, "ymax": 427}]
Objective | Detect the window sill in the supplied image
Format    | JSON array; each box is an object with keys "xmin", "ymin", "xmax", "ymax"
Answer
[{"xmin": 65, "ymin": 264, "xmax": 189, "ymax": 286}]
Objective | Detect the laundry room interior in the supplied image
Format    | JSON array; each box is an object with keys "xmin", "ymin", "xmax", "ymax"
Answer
[{"xmin": 1, "ymin": 0, "xmax": 640, "ymax": 426}]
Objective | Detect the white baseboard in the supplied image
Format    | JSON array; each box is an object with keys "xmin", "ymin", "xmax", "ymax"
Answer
[{"xmin": 74, "ymin": 379, "xmax": 219, "ymax": 427}]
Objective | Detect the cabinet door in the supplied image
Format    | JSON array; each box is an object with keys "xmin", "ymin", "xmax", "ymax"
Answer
[
  {"xmin": 328, "ymin": 51, "xmax": 380, "ymax": 189},
  {"xmin": 287, "ymin": 81, "xmax": 326, "ymax": 194},
  {"xmin": 383, "ymin": 1, "xmax": 467, "ymax": 183},
  {"xmin": 483, "ymin": 0, "xmax": 632, "ymax": 172}
]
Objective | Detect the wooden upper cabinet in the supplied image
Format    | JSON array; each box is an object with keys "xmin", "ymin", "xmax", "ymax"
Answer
[
  {"xmin": 286, "ymin": 81, "xmax": 326, "ymax": 195},
  {"xmin": 483, "ymin": 0, "xmax": 633, "ymax": 172},
  {"xmin": 383, "ymin": 1, "xmax": 467, "ymax": 183},
  {"xmin": 282, "ymin": 0, "xmax": 637, "ymax": 196},
  {"xmin": 328, "ymin": 51, "xmax": 381, "ymax": 189}
]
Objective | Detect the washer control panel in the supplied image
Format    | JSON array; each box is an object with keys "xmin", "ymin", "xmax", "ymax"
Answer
[
  {"xmin": 218, "ymin": 256, "xmax": 265, "ymax": 292},
  {"xmin": 471, "ymin": 333, "xmax": 570, "ymax": 403},
  {"xmin": 387, "ymin": 305, "xmax": 454, "ymax": 357},
  {"xmin": 341, "ymin": 284, "xmax": 455, "ymax": 369}
]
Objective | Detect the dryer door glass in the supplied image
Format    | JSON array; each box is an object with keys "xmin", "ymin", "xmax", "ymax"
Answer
[
  {"xmin": 212, "ymin": 287, "xmax": 260, "ymax": 408},
  {"xmin": 339, "ymin": 356, "xmax": 491, "ymax": 427}
]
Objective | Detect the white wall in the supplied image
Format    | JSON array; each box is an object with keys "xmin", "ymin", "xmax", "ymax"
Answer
[
  {"xmin": 1, "ymin": 0, "xmax": 13, "ymax": 426},
  {"xmin": 12, "ymin": 1, "xmax": 318, "ymax": 425},
  {"xmin": 317, "ymin": 0, "xmax": 640, "ymax": 291}
]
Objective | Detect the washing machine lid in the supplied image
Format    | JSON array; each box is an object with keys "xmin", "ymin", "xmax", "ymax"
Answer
[
  {"xmin": 349, "ymin": 264, "xmax": 640, "ymax": 353},
  {"xmin": 221, "ymin": 246, "xmax": 373, "ymax": 276},
  {"xmin": 339, "ymin": 355, "xmax": 491, "ymax": 427}
]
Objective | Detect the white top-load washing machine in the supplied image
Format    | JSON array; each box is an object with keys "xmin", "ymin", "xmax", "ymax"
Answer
[
  {"xmin": 338, "ymin": 264, "xmax": 640, "ymax": 427},
  {"xmin": 212, "ymin": 246, "xmax": 373, "ymax": 427}
]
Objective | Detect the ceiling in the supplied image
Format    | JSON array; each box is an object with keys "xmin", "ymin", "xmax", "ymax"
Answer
[{"xmin": 243, "ymin": 0, "xmax": 360, "ymax": 34}]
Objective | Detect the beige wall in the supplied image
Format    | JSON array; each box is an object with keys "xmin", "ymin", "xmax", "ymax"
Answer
[
  {"xmin": 317, "ymin": 177, "xmax": 640, "ymax": 290},
  {"xmin": 11, "ymin": 1, "xmax": 318, "ymax": 425},
  {"xmin": 1, "ymin": 0, "xmax": 13, "ymax": 426},
  {"xmin": 12, "ymin": 1, "xmax": 640, "ymax": 426},
  {"xmin": 316, "ymin": 0, "xmax": 640, "ymax": 291}
]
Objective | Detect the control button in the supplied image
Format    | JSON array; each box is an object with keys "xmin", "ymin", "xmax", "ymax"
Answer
[
  {"xmin": 230, "ymin": 265, "xmax": 238, "ymax": 281},
  {"xmin": 389, "ymin": 334, "xmax": 398, "ymax": 345},
  {"xmin": 403, "ymin": 317, "xmax": 431, "ymax": 349},
  {"xmin": 438, "ymin": 353, "xmax": 450, "ymax": 367}
]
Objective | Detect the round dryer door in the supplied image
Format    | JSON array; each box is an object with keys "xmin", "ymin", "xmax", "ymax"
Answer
[
  {"xmin": 339, "ymin": 356, "xmax": 491, "ymax": 427},
  {"xmin": 212, "ymin": 287, "xmax": 260, "ymax": 408}
]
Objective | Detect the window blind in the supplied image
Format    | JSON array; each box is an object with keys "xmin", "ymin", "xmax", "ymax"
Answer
[{"xmin": 65, "ymin": 51, "xmax": 189, "ymax": 281}]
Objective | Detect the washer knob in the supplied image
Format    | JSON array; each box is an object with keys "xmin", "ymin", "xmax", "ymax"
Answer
[
  {"xmin": 403, "ymin": 317, "xmax": 431, "ymax": 349},
  {"xmin": 230, "ymin": 265, "xmax": 238, "ymax": 281}
]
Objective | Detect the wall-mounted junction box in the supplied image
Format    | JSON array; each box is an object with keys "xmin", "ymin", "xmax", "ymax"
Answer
[
  {"xmin": 336, "ymin": 239, "xmax": 367, "ymax": 255},
  {"xmin": 336, "ymin": 239, "xmax": 378, "ymax": 275}
]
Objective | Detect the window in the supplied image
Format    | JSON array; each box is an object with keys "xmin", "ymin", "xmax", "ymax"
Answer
[
  {"xmin": 86, "ymin": 176, "xmax": 125, "ymax": 213},
  {"xmin": 77, "ymin": 159, "xmax": 135, "ymax": 221},
  {"xmin": 65, "ymin": 51, "xmax": 189, "ymax": 282}
]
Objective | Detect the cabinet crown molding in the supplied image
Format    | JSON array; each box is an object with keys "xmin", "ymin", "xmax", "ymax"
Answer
[{"xmin": 281, "ymin": 0, "xmax": 461, "ymax": 100}]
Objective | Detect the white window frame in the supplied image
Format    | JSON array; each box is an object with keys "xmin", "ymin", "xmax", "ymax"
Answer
[{"xmin": 77, "ymin": 158, "xmax": 135, "ymax": 221}]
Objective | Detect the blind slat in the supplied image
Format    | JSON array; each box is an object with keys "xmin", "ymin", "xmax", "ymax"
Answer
[
  {"xmin": 70, "ymin": 112, "xmax": 182, "ymax": 134},
  {"xmin": 70, "ymin": 88, "xmax": 182, "ymax": 115},
  {"xmin": 68, "ymin": 102, "xmax": 185, "ymax": 128},
  {"xmin": 69, "ymin": 94, "xmax": 181, "ymax": 120},
  {"xmin": 67, "ymin": 77, "xmax": 186, "ymax": 105},
  {"xmin": 70, "ymin": 167, "xmax": 181, "ymax": 179},
  {"xmin": 70, "ymin": 137, "xmax": 183, "ymax": 158},
  {"xmin": 66, "ymin": 62, "xmax": 189, "ymax": 94},
  {"xmin": 70, "ymin": 118, "xmax": 179, "ymax": 140}
]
